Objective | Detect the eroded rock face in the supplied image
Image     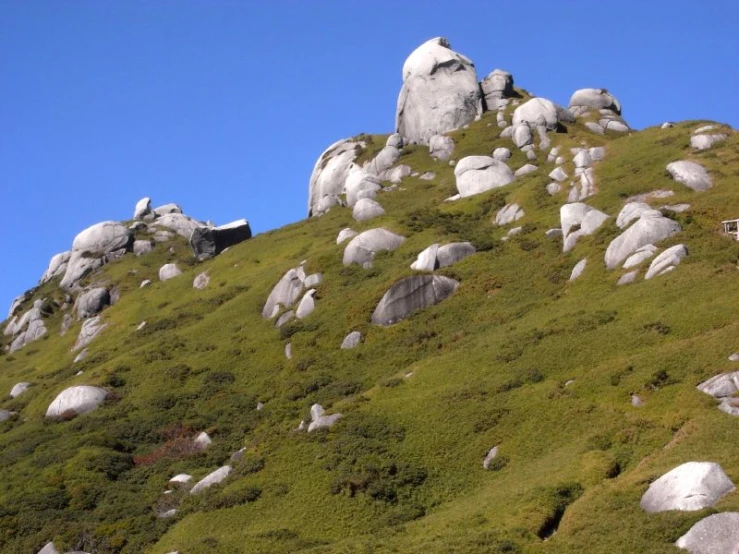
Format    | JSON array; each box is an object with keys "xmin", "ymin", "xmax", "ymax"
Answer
[
  {"xmin": 481, "ymin": 69, "xmax": 514, "ymax": 110},
  {"xmin": 159, "ymin": 264, "xmax": 182, "ymax": 281},
  {"xmin": 411, "ymin": 242, "xmax": 475, "ymax": 271},
  {"xmin": 46, "ymin": 385, "xmax": 108, "ymax": 419},
  {"xmin": 343, "ymin": 228, "xmax": 406, "ymax": 267},
  {"xmin": 73, "ymin": 316, "xmax": 107, "ymax": 351},
  {"xmin": 353, "ymin": 198, "xmax": 386, "ymax": 222},
  {"xmin": 372, "ymin": 275, "xmax": 459, "ymax": 326},
  {"xmin": 640, "ymin": 462, "xmax": 735, "ymax": 513},
  {"xmin": 666, "ymin": 161, "xmax": 712, "ymax": 192},
  {"xmin": 645, "ymin": 244, "xmax": 687, "ymax": 279},
  {"xmin": 569, "ymin": 88, "xmax": 621, "ymax": 115},
  {"xmin": 675, "ymin": 512, "xmax": 739, "ymax": 554},
  {"xmin": 605, "ymin": 212, "xmax": 680, "ymax": 269},
  {"xmin": 512, "ymin": 97, "xmax": 559, "ymax": 130},
  {"xmin": 396, "ymin": 38, "xmax": 482, "ymax": 144},
  {"xmin": 454, "ymin": 156, "xmax": 514, "ymax": 197},
  {"xmin": 133, "ymin": 197, "xmax": 152, "ymax": 219},
  {"xmin": 190, "ymin": 219, "xmax": 252, "ymax": 261},
  {"xmin": 75, "ymin": 288, "xmax": 110, "ymax": 319},
  {"xmin": 40, "ymin": 252, "xmax": 71, "ymax": 284},
  {"xmin": 308, "ymin": 138, "xmax": 362, "ymax": 216},
  {"xmin": 190, "ymin": 466, "xmax": 232, "ymax": 494}
]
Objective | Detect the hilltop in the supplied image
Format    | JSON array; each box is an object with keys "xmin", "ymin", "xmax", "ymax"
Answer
[{"xmin": 2, "ymin": 38, "xmax": 739, "ymax": 554}]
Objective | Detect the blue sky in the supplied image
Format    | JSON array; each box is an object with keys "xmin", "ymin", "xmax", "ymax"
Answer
[{"xmin": 1, "ymin": 1, "xmax": 738, "ymax": 315}]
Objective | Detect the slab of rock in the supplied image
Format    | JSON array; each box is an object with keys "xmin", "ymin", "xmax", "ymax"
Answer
[
  {"xmin": 353, "ymin": 198, "xmax": 385, "ymax": 222},
  {"xmin": 190, "ymin": 466, "xmax": 232, "ymax": 494},
  {"xmin": 605, "ymin": 212, "xmax": 680, "ymax": 269},
  {"xmin": 481, "ymin": 69, "xmax": 514, "ymax": 110},
  {"xmin": 640, "ymin": 462, "xmax": 735, "ymax": 513},
  {"xmin": 429, "ymin": 134, "xmax": 455, "ymax": 161},
  {"xmin": 296, "ymin": 289, "xmax": 316, "ymax": 319},
  {"xmin": 569, "ymin": 88, "xmax": 621, "ymax": 115},
  {"xmin": 372, "ymin": 275, "xmax": 459, "ymax": 326},
  {"xmin": 307, "ymin": 403, "xmax": 343, "ymax": 432},
  {"xmin": 691, "ymin": 133, "xmax": 727, "ymax": 151},
  {"xmin": 262, "ymin": 267, "xmax": 306, "ymax": 319},
  {"xmin": 71, "ymin": 221, "xmax": 133, "ymax": 256},
  {"xmin": 159, "ymin": 263, "xmax": 182, "ymax": 281},
  {"xmin": 569, "ymin": 259, "xmax": 587, "ymax": 281},
  {"xmin": 666, "ymin": 161, "xmax": 712, "ymax": 192},
  {"xmin": 341, "ymin": 331, "xmax": 362, "ymax": 349},
  {"xmin": 616, "ymin": 202, "xmax": 653, "ymax": 229},
  {"xmin": 10, "ymin": 382, "xmax": 30, "ymax": 398},
  {"xmin": 623, "ymin": 244, "xmax": 658, "ymax": 269},
  {"xmin": 190, "ymin": 219, "xmax": 252, "ymax": 261},
  {"xmin": 560, "ymin": 202, "xmax": 609, "ymax": 242},
  {"xmin": 454, "ymin": 156, "xmax": 514, "ymax": 197},
  {"xmin": 40, "ymin": 251, "xmax": 71, "ymax": 284},
  {"xmin": 133, "ymin": 197, "xmax": 152, "ymax": 219},
  {"xmin": 152, "ymin": 213, "xmax": 202, "ymax": 239},
  {"xmin": 698, "ymin": 372, "xmax": 739, "ymax": 399},
  {"xmin": 73, "ymin": 316, "xmax": 107, "ymax": 351},
  {"xmin": 675, "ymin": 512, "xmax": 739, "ymax": 554},
  {"xmin": 617, "ymin": 270, "xmax": 639, "ymax": 285},
  {"xmin": 512, "ymin": 97, "xmax": 558, "ymax": 130},
  {"xmin": 495, "ymin": 204, "xmax": 524, "ymax": 226},
  {"xmin": 46, "ymin": 385, "xmax": 108, "ymax": 419},
  {"xmin": 514, "ymin": 163, "xmax": 538, "ymax": 177},
  {"xmin": 75, "ymin": 288, "xmax": 110, "ymax": 319},
  {"xmin": 308, "ymin": 138, "xmax": 362, "ymax": 216},
  {"xmin": 644, "ymin": 244, "xmax": 687, "ymax": 279},
  {"xmin": 396, "ymin": 38, "xmax": 482, "ymax": 144},
  {"xmin": 343, "ymin": 228, "xmax": 406, "ymax": 267}
]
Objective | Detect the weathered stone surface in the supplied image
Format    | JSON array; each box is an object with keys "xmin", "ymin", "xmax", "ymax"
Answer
[
  {"xmin": 190, "ymin": 466, "xmax": 232, "ymax": 494},
  {"xmin": 645, "ymin": 244, "xmax": 687, "ymax": 279},
  {"xmin": 296, "ymin": 289, "xmax": 316, "ymax": 319},
  {"xmin": 304, "ymin": 273, "xmax": 323, "ymax": 288},
  {"xmin": 514, "ymin": 163, "xmax": 537, "ymax": 177},
  {"xmin": 512, "ymin": 97, "xmax": 558, "ymax": 130},
  {"xmin": 10, "ymin": 382, "xmax": 30, "ymax": 398},
  {"xmin": 190, "ymin": 219, "xmax": 252, "ymax": 260},
  {"xmin": 133, "ymin": 197, "xmax": 152, "ymax": 219},
  {"xmin": 262, "ymin": 268, "xmax": 305, "ymax": 319},
  {"xmin": 343, "ymin": 228, "xmax": 406, "ymax": 267},
  {"xmin": 154, "ymin": 213, "xmax": 202, "ymax": 239},
  {"xmin": 386, "ymin": 133, "xmax": 404, "ymax": 149},
  {"xmin": 345, "ymin": 169, "xmax": 382, "ymax": 207},
  {"xmin": 429, "ymin": 134, "xmax": 455, "ymax": 161},
  {"xmin": 549, "ymin": 167, "xmax": 568, "ymax": 182},
  {"xmin": 495, "ymin": 203, "xmax": 525, "ymax": 226},
  {"xmin": 437, "ymin": 242, "xmax": 476, "ymax": 268},
  {"xmin": 46, "ymin": 385, "xmax": 108, "ymax": 419},
  {"xmin": 481, "ymin": 69, "xmax": 514, "ymax": 110},
  {"xmin": 159, "ymin": 264, "xmax": 182, "ymax": 281},
  {"xmin": 512, "ymin": 122, "xmax": 533, "ymax": 148},
  {"xmin": 153, "ymin": 203, "xmax": 182, "ymax": 216},
  {"xmin": 193, "ymin": 272, "xmax": 210, "ymax": 290},
  {"xmin": 72, "ymin": 221, "xmax": 133, "ymax": 256},
  {"xmin": 336, "ymin": 228, "xmax": 358, "ymax": 244},
  {"xmin": 691, "ymin": 133, "xmax": 727, "ymax": 151},
  {"xmin": 73, "ymin": 316, "xmax": 107, "ymax": 351},
  {"xmin": 640, "ymin": 462, "xmax": 735, "ymax": 513},
  {"xmin": 341, "ymin": 331, "xmax": 362, "ymax": 349},
  {"xmin": 617, "ymin": 270, "xmax": 639, "ymax": 285},
  {"xmin": 364, "ymin": 146, "xmax": 400, "ymax": 177},
  {"xmin": 454, "ymin": 156, "xmax": 514, "ymax": 197},
  {"xmin": 605, "ymin": 213, "xmax": 681, "ymax": 269},
  {"xmin": 372, "ymin": 275, "xmax": 459, "ymax": 326},
  {"xmin": 560, "ymin": 203, "xmax": 609, "ymax": 242},
  {"xmin": 133, "ymin": 240, "xmax": 153, "ymax": 256},
  {"xmin": 623, "ymin": 244, "xmax": 658, "ymax": 269},
  {"xmin": 308, "ymin": 138, "xmax": 362, "ymax": 216},
  {"xmin": 75, "ymin": 288, "xmax": 110, "ymax": 319},
  {"xmin": 666, "ymin": 161, "xmax": 712, "ymax": 192},
  {"xmin": 584, "ymin": 121, "xmax": 605, "ymax": 135},
  {"xmin": 492, "ymin": 147, "xmax": 511, "ymax": 161},
  {"xmin": 307, "ymin": 403, "xmax": 343, "ymax": 432},
  {"xmin": 569, "ymin": 258, "xmax": 587, "ymax": 281},
  {"xmin": 40, "ymin": 251, "xmax": 71, "ymax": 283},
  {"xmin": 353, "ymin": 198, "xmax": 385, "ymax": 222},
  {"xmin": 396, "ymin": 38, "xmax": 482, "ymax": 144},
  {"xmin": 37, "ymin": 542, "xmax": 60, "ymax": 554},
  {"xmin": 675, "ymin": 512, "xmax": 739, "ymax": 554},
  {"xmin": 483, "ymin": 445, "xmax": 499, "ymax": 470},
  {"xmin": 411, "ymin": 244, "xmax": 440, "ymax": 271},
  {"xmin": 616, "ymin": 202, "xmax": 653, "ymax": 229},
  {"xmin": 569, "ymin": 88, "xmax": 621, "ymax": 114},
  {"xmin": 698, "ymin": 372, "xmax": 739, "ymax": 399}
]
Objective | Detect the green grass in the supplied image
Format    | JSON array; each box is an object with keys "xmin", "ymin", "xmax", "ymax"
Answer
[{"xmin": 1, "ymin": 115, "xmax": 738, "ymax": 554}]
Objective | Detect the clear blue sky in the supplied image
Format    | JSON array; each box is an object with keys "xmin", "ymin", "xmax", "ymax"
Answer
[{"xmin": 1, "ymin": 1, "xmax": 737, "ymax": 315}]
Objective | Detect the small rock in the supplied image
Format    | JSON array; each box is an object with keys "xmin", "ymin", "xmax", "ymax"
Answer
[
  {"xmin": 10, "ymin": 382, "xmax": 30, "ymax": 398},
  {"xmin": 285, "ymin": 343, "xmax": 292, "ymax": 360},
  {"xmin": 645, "ymin": 244, "xmax": 687, "ymax": 279},
  {"xmin": 341, "ymin": 331, "xmax": 362, "ymax": 349},
  {"xmin": 308, "ymin": 403, "xmax": 343, "ymax": 432},
  {"xmin": 140, "ymin": 279, "xmax": 152, "ymax": 288},
  {"xmin": 666, "ymin": 161, "xmax": 712, "ymax": 192},
  {"xmin": 193, "ymin": 432, "xmax": 212, "ymax": 450},
  {"xmin": 136, "ymin": 321, "xmax": 147, "ymax": 331},
  {"xmin": 483, "ymin": 445, "xmax": 499, "ymax": 470},
  {"xmin": 631, "ymin": 395, "xmax": 644, "ymax": 407},
  {"xmin": 159, "ymin": 263, "xmax": 182, "ymax": 281},
  {"xmin": 569, "ymin": 259, "xmax": 587, "ymax": 281},
  {"xmin": 193, "ymin": 272, "xmax": 210, "ymax": 290},
  {"xmin": 190, "ymin": 466, "xmax": 232, "ymax": 494},
  {"xmin": 336, "ymin": 228, "xmax": 358, "ymax": 244},
  {"xmin": 514, "ymin": 163, "xmax": 538, "ymax": 177}
]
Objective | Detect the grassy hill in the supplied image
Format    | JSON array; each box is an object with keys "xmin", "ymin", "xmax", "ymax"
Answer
[{"xmin": 1, "ymin": 105, "xmax": 739, "ymax": 554}]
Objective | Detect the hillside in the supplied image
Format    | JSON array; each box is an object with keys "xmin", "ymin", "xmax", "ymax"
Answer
[{"xmin": 2, "ymin": 38, "xmax": 739, "ymax": 554}]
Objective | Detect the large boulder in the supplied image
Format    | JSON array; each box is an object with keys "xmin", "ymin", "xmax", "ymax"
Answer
[
  {"xmin": 40, "ymin": 251, "xmax": 71, "ymax": 284},
  {"xmin": 429, "ymin": 134, "xmax": 455, "ymax": 161},
  {"xmin": 59, "ymin": 255, "xmax": 104, "ymax": 291},
  {"xmin": 159, "ymin": 263, "xmax": 182, "ymax": 281},
  {"xmin": 344, "ymin": 169, "xmax": 382, "ymax": 207},
  {"xmin": 46, "ymin": 385, "xmax": 108, "ymax": 419},
  {"xmin": 133, "ymin": 197, "xmax": 152, "ymax": 219},
  {"xmin": 666, "ymin": 161, "xmax": 712, "ymax": 192},
  {"xmin": 153, "ymin": 213, "xmax": 203, "ymax": 238},
  {"xmin": 454, "ymin": 156, "xmax": 514, "ymax": 198},
  {"xmin": 364, "ymin": 146, "xmax": 400, "ymax": 177},
  {"xmin": 605, "ymin": 212, "xmax": 681, "ymax": 269},
  {"xmin": 75, "ymin": 288, "xmax": 110, "ymax": 319},
  {"xmin": 353, "ymin": 198, "xmax": 385, "ymax": 222},
  {"xmin": 372, "ymin": 275, "xmax": 459, "ymax": 326},
  {"xmin": 645, "ymin": 244, "xmax": 688, "ymax": 279},
  {"xmin": 411, "ymin": 242, "xmax": 475, "ymax": 271},
  {"xmin": 395, "ymin": 38, "xmax": 482, "ymax": 144},
  {"xmin": 512, "ymin": 97, "xmax": 559, "ymax": 130},
  {"xmin": 343, "ymin": 228, "xmax": 406, "ymax": 267},
  {"xmin": 698, "ymin": 371, "xmax": 739, "ymax": 399},
  {"xmin": 190, "ymin": 219, "xmax": 252, "ymax": 261},
  {"xmin": 308, "ymin": 138, "xmax": 362, "ymax": 216},
  {"xmin": 71, "ymin": 221, "xmax": 132, "ymax": 256},
  {"xmin": 568, "ymin": 88, "xmax": 621, "ymax": 115},
  {"xmin": 560, "ymin": 203, "xmax": 609, "ymax": 252},
  {"xmin": 616, "ymin": 202, "xmax": 653, "ymax": 229},
  {"xmin": 640, "ymin": 462, "xmax": 735, "ymax": 513},
  {"xmin": 295, "ymin": 289, "xmax": 316, "ymax": 319},
  {"xmin": 262, "ymin": 267, "xmax": 306, "ymax": 319},
  {"xmin": 675, "ymin": 512, "xmax": 739, "ymax": 554},
  {"xmin": 73, "ymin": 316, "xmax": 107, "ymax": 351},
  {"xmin": 190, "ymin": 466, "xmax": 232, "ymax": 494},
  {"xmin": 480, "ymin": 69, "xmax": 514, "ymax": 110},
  {"xmin": 153, "ymin": 203, "xmax": 182, "ymax": 216}
]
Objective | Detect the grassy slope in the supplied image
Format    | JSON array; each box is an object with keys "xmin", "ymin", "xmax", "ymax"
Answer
[{"xmin": 1, "ymin": 112, "xmax": 738, "ymax": 554}]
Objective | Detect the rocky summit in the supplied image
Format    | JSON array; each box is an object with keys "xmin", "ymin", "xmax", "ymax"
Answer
[{"xmin": 2, "ymin": 37, "xmax": 739, "ymax": 554}]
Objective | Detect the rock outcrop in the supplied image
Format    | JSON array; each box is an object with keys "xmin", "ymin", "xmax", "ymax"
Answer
[
  {"xmin": 308, "ymin": 138, "xmax": 362, "ymax": 216},
  {"xmin": 372, "ymin": 275, "xmax": 459, "ymax": 326},
  {"xmin": 46, "ymin": 386, "xmax": 108, "ymax": 419},
  {"xmin": 675, "ymin": 512, "xmax": 739, "ymax": 553},
  {"xmin": 343, "ymin": 228, "xmax": 406, "ymax": 268},
  {"xmin": 189, "ymin": 466, "xmax": 232, "ymax": 494},
  {"xmin": 640, "ymin": 462, "xmax": 735, "ymax": 513},
  {"xmin": 666, "ymin": 161, "xmax": 712, "ymax": 192},
  {"xmin": 411, "ymin": 242, "xmax": 475, "ymax": 271},
  {"xmin": 307, "ymin": 403, "xmax": 342, "ymax": 432},
  {"xmin": 605, "ymin": 211, "xmax": 680, "ymax": 269},
  {"xmin": 454, "ymin": 156, "xmax": 514, "ymax": 197},
  {"xmin": 190, "ymin": 219, "xmax": 252, "ymax": 261},
  {"xmin": 396, "ymin": 38, "xmax": 482, "ymax": 144}
]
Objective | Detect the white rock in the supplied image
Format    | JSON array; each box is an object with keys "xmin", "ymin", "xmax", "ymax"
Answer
[
  {"xmin": 133, "ymin": 197, "xmax": 152, "ymax": 219},
  {"xmin": 573, "ymin": 150, "xmax": 592, "ymax": 168},
  {"xmin": 345, "ymin": 168, "xmax": 382, "ymax": 207},
  {"xmin": 308, "ymin": 403, "xmax": 343, "ymax": 432},
  {"xmin": 589, "ymin": 146, "xmax": 605, "ymax": 161},
  {"xmin": 153, "ymin": 203, "xmax": 182, "ymax": 215},
  {"xmin": 545, "ymin": 228, "xmax": 562, "ymax": 238},
  {"xmin": 46, "ymin": 385, "xmax": 108, "ymax": 419},
  {"xmin": 262, "ymin": 267, "xmax": 305, "ymax": 319},
  {"xmin": 285, "ymin": 342, "xmax": 292, "ymax": 360},
  {"xmin": 153, "ymin": 213, "xmax": 202, "ymax": 238},
  {"xmin": 343, "ymin": 228, "xmax": 406, "ymax": 267},
  {"xmin": 691, "ymin": 133, "xmax": 727, "ymax": 151},
  {"xmin": 189, "ymin": 466, "xmax": 232, "ymax": 494},
  {"xmin": 546, "ymin": 182, "xmax": 562, "ymax": 195},
  {"xmin": 675, "ymin": 512, "xmax": 739, "ymax": 554},
  {"xmin": 73, "ymin": 348, "xmax": 88, "ymax": 363},
  {"xmin": 136, "ymin": 321, "xmax": 147, "ymax": 331},
  {"xmin": 454, "ymin": 156, "xmax": 514, "ymax": 197},
  {"xmin": 617, "ymin": 270, "xmax": 639, "ymax": 285},
  {"xmin": 353, "ymin": 198, "xmax": 385, "ymax": 222},
  {"xmin": 429, "ymin": 134, "xmax": 455, "ymax": 161},
  {"xmin": 336, "ymin": 228, "xmax": 358, "ymax": 244},
  {"xmin": 304, "ymin": 273, "xmax": 323, "ymax": 288},
  {"xmin": 372, "ymin": 275, "xmax": 459, "ymax": 326},
  {"xmin": 419, "ymin": 171, "xmax": 435, "ymax": 180},
  {"xmin": 623, "ymin": 244, "xmax": 658, "ymax": 268},
  {"xmin": 495, "ymin": 204, "xmax": 525, "ymax": 226},
  {"xmin": 296, "ymin": 289, "xmax": 316, "ymax": 319},
  {"xmin": 308, "ymin": 139, "xmax": 362, "ymax": 216},
  {"xmin": 364, "ymin": 146, "xmax": 400, "ymax": 177},
  {"xmin": 396, "ymin": 38, "xmax": 482, "ymax": 144},
  {"xmin": 193, "ymin": 432, "xmax": 212, "ymax": 450},
  {"xmin": 569, "ymin": 88, "xmax": 621, "ymax": 114},
  {"xmin": 605, "ymin": 213, "xmax": 681, "ymax": 269},
  {"xmin": 694, "ymin": 125, "xmax": 717, "ymax": 134},
  {"xmin": 512, "ymin": 97, "xmax": 559, "ymax": 130},
  {"xmin": 666, "ymin": 161, "xmax": 712, "ymax": 191},
  {"xmin": 10, "ymin": 382, "xmax": 30, "ymax": 398},
  {"xmin": 40, "ymin": 251, "xmax": 71, "ymax": 283},
  {"xmin": 492, "ymin": 147, "xmax": 511, "ymax": 161},
  {"xmin": 71, "ymin": 221, "xmax": 132, "ymax": 256},
  {"xmin": 640, "ymin": 462, "xmax": 735, "ymax": 513},
  {"xmin": 549, "ymin": 167, "xmax": 568, "ymax": 182},
  {"xmin": 140, "ymin": 279, "xmax": 152, "ymax": 288},
  {"xmin": 616, "ymin": 202, "xmax": 653, "ymax": 229},
  {"xmin": 569, "ymin": 259, "xmax": 587, "ymax": 281},
  {"xmin": 386, "ymin": 133, "xmax": 403, "ymax": 149},
  {"xmin": 436, "ymin": 243, "xmax": 476, "ymax": 268},
  {"xmin": 645, "ymin": 244, "xmax": 687, "ymax": 279},
  {"xmin": 341, "ymin": 331, "xmax": 362, "ymax": 349},
  {"xmin": 512, "ymin": 122, "xmax": 533, "ymax": 148},
  {"xmin": 159, "ymin": 263, "xmax": 182, "ymax": 281},
  {"xmin": 73, "ymin": 316, "xmax": 107, "ymax": 351},
  {"xmin": 514, "ymin": 164, "xmax": 538, "ymax": 177},
  {"xmin": 585, "ymin": 121, "xmax": 605, "ymax": 135},
  {"xmin": 37, "ymin": 542, "xmax": 60, "ymax": 554},
  {"xmin": 193, "ymin": 272, "xmax": 210, "ymax": 290},
  {"xmin": 697, "ymin": 372, "xmax": 739, "ymax": 398},
  {"xmin": 483, "ymin": 445, "xmax": 499, "ymax": 470},
  {"xmin": 275, "ymin": 310, "xmax": 294, "ymax": 328},
  {"xmin": 411, "ymin": 244, "xmax": 440, "ymax": 271}
]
